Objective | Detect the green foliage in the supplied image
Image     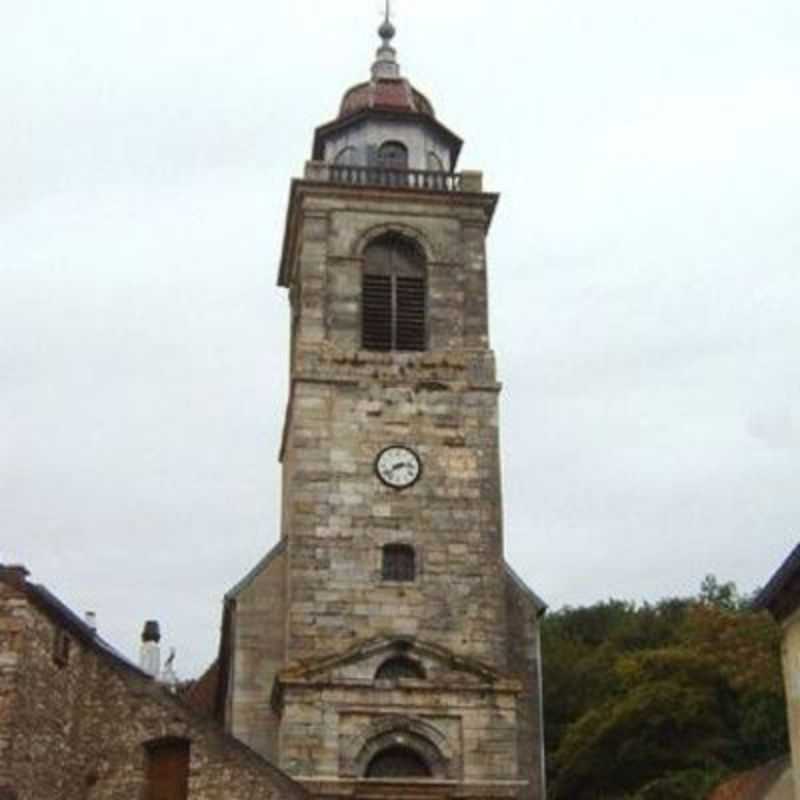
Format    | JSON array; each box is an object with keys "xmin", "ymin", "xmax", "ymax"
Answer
[{"xmin": 542, "ymin": 578, "xmax": 787, "ymax": 799}]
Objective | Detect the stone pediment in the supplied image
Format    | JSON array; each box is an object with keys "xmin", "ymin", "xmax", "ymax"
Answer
[{"xmin": 276, "ymin": 635, "xmax": 518, "ymax": 690}]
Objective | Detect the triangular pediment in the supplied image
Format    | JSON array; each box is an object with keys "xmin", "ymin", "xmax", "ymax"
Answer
[{"xmin": 278, "ymin": 634, "xmax": 507, "ymax": 687}]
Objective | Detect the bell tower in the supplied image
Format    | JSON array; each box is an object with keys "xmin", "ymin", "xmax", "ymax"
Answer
[{"xmin": 217, "ymin": 13, "xmax": 547, "ymax": 800}]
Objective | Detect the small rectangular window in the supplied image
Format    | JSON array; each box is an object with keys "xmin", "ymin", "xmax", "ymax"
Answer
[
  {"xmin": 382, "ymin": 544, "xmax": 416, "ymax": 582},
  {"xmin": 52, "ymin": 629, "xmax": 70, "ymax": 667}
]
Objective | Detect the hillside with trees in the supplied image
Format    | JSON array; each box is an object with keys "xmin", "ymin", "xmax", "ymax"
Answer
[{"xmin": 542, "ymin": 577, "xmax": 787, "ymax": 799}]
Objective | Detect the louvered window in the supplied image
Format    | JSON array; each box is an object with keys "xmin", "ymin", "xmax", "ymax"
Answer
[{"xmin": 362, "ymin": 234, "xmax": 426, "ymax": 352}]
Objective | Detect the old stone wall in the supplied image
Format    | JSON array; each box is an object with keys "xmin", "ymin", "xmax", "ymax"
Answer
[
  {"xmin": 505, "ymin": 573, "xmax": 546, "ymax": 800},
  {"xmin": 289, "ymin": 193, "xmax": 491, "ymax": 354},
  {"xmin": 228, "ymin": 543, "xmax": 287, "ymax": 760},
  {"xmin": 0, "ymin": 576, "xmax": 306, "ymax": 800},
  {"xmin": 0, "ymin": 580, "xmax": 24, "ymax": 791},
  {"xmin": 283, "ymin": 377, "xmax": 506, "ymax": 667},
  {"xmin": 780, "ymin": 607, "xmax": 800, "ymax": 799},
  {"xmin": 281, "ymin": 187, "xmax": 507, "ymax": 671},
  {"xmin": 278, "ymin": 681, "xmax": 519, "ymax": 784}
]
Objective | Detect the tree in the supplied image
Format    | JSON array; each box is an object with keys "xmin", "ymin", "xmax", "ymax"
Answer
[
  {"xmin": 551, "ymin": 648, "xmax": 734, "ymax": 799},
  {"xmin": 542, "ymin": 578, "xmax": 787, "ymax": 799}
]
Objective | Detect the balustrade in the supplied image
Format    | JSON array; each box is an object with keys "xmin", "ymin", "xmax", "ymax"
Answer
[{"xmin": 328, "ymin": 165, "xmax": 463, "ymax": 192}]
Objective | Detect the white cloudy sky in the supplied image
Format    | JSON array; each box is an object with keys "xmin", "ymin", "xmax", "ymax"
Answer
[{"xmin": 2, "ymin": 1, "xmax": 798, "ymax": 677}]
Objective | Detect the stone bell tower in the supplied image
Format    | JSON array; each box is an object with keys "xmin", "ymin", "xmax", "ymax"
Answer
[{"xmin": 213, "ymin": 13, "xmax": 547, "ymax": 800}]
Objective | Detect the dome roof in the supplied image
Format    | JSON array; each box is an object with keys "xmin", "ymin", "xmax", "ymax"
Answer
[{"xmin": 339, "ymin": 78, "xmax": 436, "ymax": 120}]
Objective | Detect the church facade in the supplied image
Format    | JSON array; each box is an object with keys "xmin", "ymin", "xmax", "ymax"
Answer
[{"xmin": 207, "ymin": 17, "xmax": 547, "ymax": 800}]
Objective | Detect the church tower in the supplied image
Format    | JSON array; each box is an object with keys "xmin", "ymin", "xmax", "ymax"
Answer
[{"xmin": 214, "ymin": 13, "xmax": 547, "ymax": 800}]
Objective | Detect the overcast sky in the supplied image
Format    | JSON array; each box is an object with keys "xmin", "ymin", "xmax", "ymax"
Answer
[{"xmin": 2, "ymin": 1, "xmax": 798, "ymax": 677}]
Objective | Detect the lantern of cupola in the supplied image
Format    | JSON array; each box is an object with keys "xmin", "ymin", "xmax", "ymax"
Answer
[{"xmin": 311, "ymin": 16, "xmax": 462, "ymax": 174}]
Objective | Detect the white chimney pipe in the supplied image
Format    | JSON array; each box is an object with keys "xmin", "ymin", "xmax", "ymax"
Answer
[{"xmin": 139, "ymin": 620, "xmax": 161, "ymax": 678}]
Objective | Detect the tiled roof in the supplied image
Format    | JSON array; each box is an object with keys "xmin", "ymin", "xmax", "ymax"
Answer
[
  {"xmin": 505, "ymin": 562, "xmax": 548, "ymax": 616},
  {"xmin": 0, "ymin": 564, "xmax": 147, "ymax": 678},
  {"xmin": 708, "ymin": 757, "xmax": 791, "ymax": 800},
  {"xmin": 754, "ymin": 542, "xmax": 800, "ymax": 620},
  {"xmin": 226, "ymin": 538, "xmax": 286, "ymax": 599},
  {"xmin": 340, "ymin": 79, "xmax": 435, "ymax": 119},
  {"xmin": 183, "ymin": 660, "xmax": 220, "ymax": 717}
]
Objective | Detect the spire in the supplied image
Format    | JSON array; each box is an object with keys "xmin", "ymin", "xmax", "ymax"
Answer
[{"xmin": 372, "ymin": 0, "xmax": 400, "ymax": 80}]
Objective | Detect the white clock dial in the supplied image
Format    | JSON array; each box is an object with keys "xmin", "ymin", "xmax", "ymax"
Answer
[{"xmin": 375, "ymin": 446, "xmax": 422, "ymax": 489}]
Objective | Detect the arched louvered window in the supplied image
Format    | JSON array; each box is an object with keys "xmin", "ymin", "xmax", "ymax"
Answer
[
  {"xmin": 362, "ymin": 234, "xmax": 426, "ymax": 352},
  {"xmin": 382, "ymin": 544, "xmax": 416, "ymax": 582},
  {"xmin": 366, "ymin": 747, "xmax": 432, "ymax": 779},
  {"xmin": 377, "ymin": 141, "xmax": 409, "ymax": 170},
  {"xmin": 375, "ymin": 656, "xmax": 426, "ymax": 681}
]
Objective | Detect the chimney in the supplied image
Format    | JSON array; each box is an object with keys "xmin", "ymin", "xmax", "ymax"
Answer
[
  {"xmin": 0, "ymin": 565, "xmax": 30, "ymax": 590},
  {"xmin": 139, "ymin": 620, "xmax": 161, "ymax": 678},
  {"xmin": 84, "ymin": 611, "xmax": 97, "ymax": 633}
]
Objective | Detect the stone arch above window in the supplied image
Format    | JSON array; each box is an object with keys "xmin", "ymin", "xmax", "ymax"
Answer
[
  {"xmin": 375, "ymin": 656, "xmax": 426, "ymax": 681},
  {"xmin": 353, "ymin": 725, "xmax": 450, "ymax": 780},
  {"xmin": 352, "ymin": 223, "xmax": 436, "ymax": 263},
  {"xmin": 382, "ymin": 544, "xmax": 416, "ymax": 582},
  {"xmin": 362, "ymin": 234, "xmax": 427, "ymax": 352},
  {"xmin": 366, "ymin": 746, "xmax": 432, "ymax": 779}
]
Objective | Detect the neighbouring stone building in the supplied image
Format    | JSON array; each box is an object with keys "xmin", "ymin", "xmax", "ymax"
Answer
[
  {"xmin": 754, "ymin": 543, "xmax": 800, "ymax": 799},
  {"xmin": 0, "ymin": 564, "xmax": 307, "ymax": 800},
  {"xmin": 199, "ymin": 14, "xmax": 548, "ymax": 800}
]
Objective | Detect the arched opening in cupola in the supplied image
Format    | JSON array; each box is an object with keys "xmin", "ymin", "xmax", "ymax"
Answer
[{"xmin": 377, "ymin": 141, "xmax": 409, "ymax": 171}]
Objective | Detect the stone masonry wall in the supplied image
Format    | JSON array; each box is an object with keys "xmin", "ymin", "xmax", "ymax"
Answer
[
  {"xmin": 281, "ymin": 187, "xmax": 508, "ymax": 671},
  {"xmin": 0, "ymin": 581, "xmax": 24, "ymax": 791},
  {"xmin": 229, "ymin": 544, "xmax": 287, "ymax": 761},
  {"xmin": 0, "ymin": 576, "xmax": 306, "ymax": 800},
  {"xmin": 283, "ymin": 377, "xmax": 507, "ymax": 668},
  {"xmin": 780, "ymin": 607, "xmax": 800, "ymax": 798},
  {"xmin": 506, "ymin": 575, "xmax": 546, "ymax": 800},
  {"xmin": 278, "ymin": 682, "xmax": 519, "ymax": 783}
]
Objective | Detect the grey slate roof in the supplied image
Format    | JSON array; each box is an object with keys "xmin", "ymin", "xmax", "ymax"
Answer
[{"xmin": 753, "ymin": 540, "xmax": 800, "ymax": 617}]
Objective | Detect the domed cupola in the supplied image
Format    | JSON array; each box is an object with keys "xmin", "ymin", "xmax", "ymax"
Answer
[{"xmin": 312, "ymin": 11, "xmax": 462, "ymax": 174}]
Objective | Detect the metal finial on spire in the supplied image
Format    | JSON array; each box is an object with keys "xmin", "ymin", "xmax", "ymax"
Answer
[
  {"xmin": 372, "ymin": 0, "xmax": 399, "ymax": 79},
  {"xmin": 378, "ymin": 0, "xmax": 396, "ymax": 45}
]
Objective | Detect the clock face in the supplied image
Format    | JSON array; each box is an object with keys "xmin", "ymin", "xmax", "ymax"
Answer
[{"xmin": 375, "ymin": 446, "xmax": 422, "ymax": 489}]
